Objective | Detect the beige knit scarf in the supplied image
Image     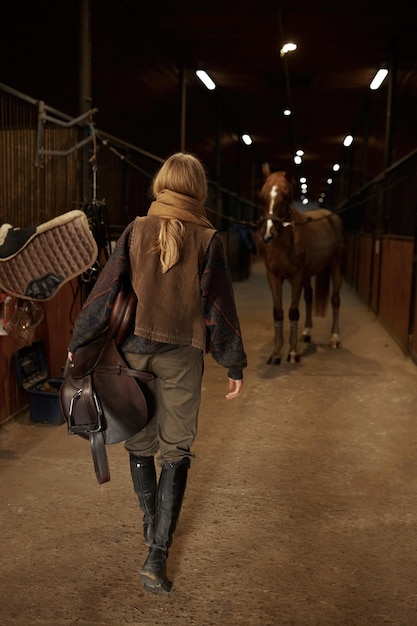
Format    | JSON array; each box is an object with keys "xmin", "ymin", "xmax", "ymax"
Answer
[{"xmin": 148, "ymin": 189, "xmax": 214, "ymax": 228}]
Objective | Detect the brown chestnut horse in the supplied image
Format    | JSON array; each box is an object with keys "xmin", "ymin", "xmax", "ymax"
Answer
[{"xmin": 257, "ymin": 166, "xmax": 345, "ymax": 364}]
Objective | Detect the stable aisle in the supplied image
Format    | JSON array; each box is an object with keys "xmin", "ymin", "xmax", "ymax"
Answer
[{"xmin": 1, "ymin": 260, "xmax": 417, "ymax": 626}]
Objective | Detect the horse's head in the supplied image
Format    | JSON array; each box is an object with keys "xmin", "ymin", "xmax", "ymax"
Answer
[{"xmin": 258, "ymin": 167, "xmax": 293, "ymax": 243}]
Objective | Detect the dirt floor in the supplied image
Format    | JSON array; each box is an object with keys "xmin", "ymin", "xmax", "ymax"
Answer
[{"xmin": 1, "ymin": 260, "xmax": 417, "ymax": 626}]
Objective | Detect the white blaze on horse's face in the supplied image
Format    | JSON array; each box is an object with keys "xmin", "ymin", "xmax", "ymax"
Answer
[{"xmin": 264, "ymin": 185, "xmax": 277, "ymax": 241}]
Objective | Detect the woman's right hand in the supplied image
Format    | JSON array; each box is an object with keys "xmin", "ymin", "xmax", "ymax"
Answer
[{"xmin": 225, "ymin": 377, "xmax": 243, "ymax": 400}]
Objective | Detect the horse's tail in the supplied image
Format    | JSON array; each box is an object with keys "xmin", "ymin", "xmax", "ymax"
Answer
[{"xmin": 314, "ymin": 267, "xmax": 330, "ymax": 316}]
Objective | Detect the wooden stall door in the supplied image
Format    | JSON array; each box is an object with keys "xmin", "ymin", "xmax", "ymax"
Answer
[{"xmin": 379, "ymin": 237, "xmax": 414, "ymax": 353}]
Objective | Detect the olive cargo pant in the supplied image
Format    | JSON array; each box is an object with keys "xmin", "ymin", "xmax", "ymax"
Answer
[{"xmin": 123, "ymin": 345, "xmax": 204, "ymax": 466}]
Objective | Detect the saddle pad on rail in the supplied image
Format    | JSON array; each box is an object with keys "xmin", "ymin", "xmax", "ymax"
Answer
[{"xmin": 0, "ymin": 210, "xmax": 98, "ymax": 300}]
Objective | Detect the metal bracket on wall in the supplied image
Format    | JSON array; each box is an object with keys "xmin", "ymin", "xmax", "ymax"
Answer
[{"xmin": 35, "ymin": 100, "xmax": 99, "ymax": 166}]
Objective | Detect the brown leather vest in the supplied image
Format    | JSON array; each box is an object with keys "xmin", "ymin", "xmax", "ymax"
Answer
[{"xmin": 129, "ymin": 215, "xmax": 216, "ymax": 350}]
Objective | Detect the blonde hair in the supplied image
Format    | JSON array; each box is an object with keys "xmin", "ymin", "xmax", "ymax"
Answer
[
  {"xmin": 152, "ymin": 152, "xmax": 208, "ymax": 273},
  {"xmin": 156, "ymin": 218, "xmax": 185, "ymax": 274},
  {"xmin": 152, "ymin": 152, "xmax": 208, "ymax": 203}
]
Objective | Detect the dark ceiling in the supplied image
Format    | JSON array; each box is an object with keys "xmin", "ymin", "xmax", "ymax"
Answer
[{"xmin": 2, "ymin": 0, "xmax": 417, "ymax": 207}]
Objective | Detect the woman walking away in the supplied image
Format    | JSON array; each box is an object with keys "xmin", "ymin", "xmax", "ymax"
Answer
[{"xmin": 67, "ymin": 152, "xmax": 247, "ymax": 593}]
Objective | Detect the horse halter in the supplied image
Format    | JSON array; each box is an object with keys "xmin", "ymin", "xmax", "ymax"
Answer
[{"xmin": 260, "ymin": 184, "xmax": 293, "ymax": 241}]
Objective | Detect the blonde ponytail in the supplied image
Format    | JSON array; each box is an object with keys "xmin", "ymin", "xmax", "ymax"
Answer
[
  {"xmin": 154, "ymin": 218, "xmax": 185, "ymax": 273},
  {"xmin": 151, "ymin": 152, "xmax": 207, "ymax": 272}
]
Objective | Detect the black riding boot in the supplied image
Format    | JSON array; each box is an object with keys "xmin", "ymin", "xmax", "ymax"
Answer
[
  {"xmin": 140, "ymin": 457, "xmax": 190, "ymax": 593},
  {"xmin": 129, "ymin": 454, "xmax": 157, "ymax": 546}
]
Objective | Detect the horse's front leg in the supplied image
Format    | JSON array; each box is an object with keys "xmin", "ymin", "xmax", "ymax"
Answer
[
  {"xmin": 287, "ymin": 279, "xmax": 303, "ymax": 363},
  {"xmin": 329, "ymin": 265, "xmax": 343, "ymax": 349},
  {"xmin": 301, "ymin": 278, "xmax": 313, "ymax": 343},
  {"xmin": 267, "ymin": 272, "xmax": 284, "ymax": 365}
]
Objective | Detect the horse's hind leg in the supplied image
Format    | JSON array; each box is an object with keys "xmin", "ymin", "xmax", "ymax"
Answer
[
  {"xmin": 329, "ymin": 264, "xmax": 343, "ymax": 348},
  {"xmin": 301, "ymin": 279, "xmax": 313, "ymax": 343},
  {"xmin": 287, "ymin": 280, "xmax": 303, "ymax": 363}
]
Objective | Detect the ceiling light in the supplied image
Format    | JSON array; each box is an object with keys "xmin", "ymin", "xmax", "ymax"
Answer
[
  {"xmin": 370, "ymin": 68, "xmax": 388, "ymax": 90},
  {"xmin": 343, "ymin": 134, "xmax": 354, "ymax": 147},
  {"xmin": 294, "ymin": 155, "xmax": 302, "ymax": 165},
  {"xmin": 283, "ymin": 108, "xmax": 292, "ymax": 116},
  {"xmin": 280, "ymin": 42, "xmax": 297, "ymax": 57},
  {"xmin": 296, "ymin": 149, "xmax": 304, "ymax": 156},
  {"xmin": 333, "ymin": 163, "xmax": 340, "ymax": 172},
  {"xmin": 300, "ymin": 177, "xmax": 307, "ymax": 184},
  {"xmin": 241, "ymin": 134, "xmax": 253, "ymax": 145},
  {"xmin": 196, "ymin": 69, "xmax": 216, "ymax": 90},
  {"xmin": 302, "ymin": 198, "xmax": 309, "ymax": 205},
  {"xmin": 327, "ymin": 178, "xmax": 333, "ymax": 185}
]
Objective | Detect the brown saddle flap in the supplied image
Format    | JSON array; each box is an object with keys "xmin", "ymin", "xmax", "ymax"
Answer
[{"xmin": 60, "ymin": 337, "xmax": 154, "ymax": 444}]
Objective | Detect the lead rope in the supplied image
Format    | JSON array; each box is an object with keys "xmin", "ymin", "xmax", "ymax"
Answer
[{"xmin": 89, "ymin": 124, "xmax": 98, "ymax": 205}]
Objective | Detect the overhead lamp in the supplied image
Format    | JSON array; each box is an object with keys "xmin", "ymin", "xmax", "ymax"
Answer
[
  {"xmin": 333, "ymin": 163, "xmax": 340, "ymax": 172},
  {"xmin": 370, "ymin": 68, "xmax": 388, "ymax": 90},
  {"xmin": 300, "ymin": 177, "xmax": 307, "ymax": 184},
  {"xmin": 294, "ymin": 155, "xmax": 302, "ymax": 165},
  {"xmin": 280, "ymin": 42, "xmax": 297, "ymax": 57},
  {"xmin": 283, "ymin": 108, "xmax": 292, "ymax": 116},
  {"xmin": 296, "ymin": 149, "xmax": 304, "ymax": 156},
  {"xmin": 196, "ymin": 69, "xmax": 216, "ymax": 90},
  {"xmin": 302, "ymin": 198, "xmax": 309, "ymax": 205},
  {"xmin": 327, "ymin": 178, "xmax": 333, "ymax": 185},
  {"xmin": 241, "ymin": 134, "xmax": 253, "ymax": 146},
  {"xmin": 343, "ymin": 134, "xmax": 354, "ymax": 147}
]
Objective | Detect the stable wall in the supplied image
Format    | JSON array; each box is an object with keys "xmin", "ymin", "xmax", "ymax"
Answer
[{"xmin": 0, "ymin": 280, "xmax": 82, "ymax": 425}]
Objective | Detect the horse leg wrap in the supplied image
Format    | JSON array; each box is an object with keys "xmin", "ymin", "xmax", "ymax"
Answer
[{"xmin": 288, "ymin": 307, "xmax": 300, "ymax": 321}]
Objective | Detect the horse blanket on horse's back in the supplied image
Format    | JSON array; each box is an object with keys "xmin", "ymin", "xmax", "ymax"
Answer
[{"xmin": 0, "ymin": 210, "xmax": 98, "ymax": 300}]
